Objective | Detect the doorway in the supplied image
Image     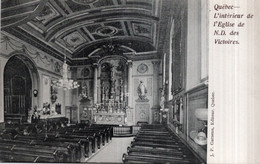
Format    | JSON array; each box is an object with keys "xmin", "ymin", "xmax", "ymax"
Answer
[{"xmin": 4, "ymin": 55, "xmax": 38, "ymax": 123}]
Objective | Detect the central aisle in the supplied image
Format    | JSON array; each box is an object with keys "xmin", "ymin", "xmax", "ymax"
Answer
[{"xmin": 87, "ymin": 137, "xmax": 134, "ymax": 163}]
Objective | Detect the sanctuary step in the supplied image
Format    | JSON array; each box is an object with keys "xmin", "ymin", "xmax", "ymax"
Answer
[
  {"xmin": 113, "ymin": 126, "xmax": 132, "ymax": 137},
  {"xmin": 93, "ymin": 124, "xmax": 141, "ymax": 137},
  {"xmin": 4, "ymin": 114, "xmax": 25, "ymax": 124}
]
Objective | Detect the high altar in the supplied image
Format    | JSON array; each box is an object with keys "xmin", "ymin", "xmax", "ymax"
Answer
[
  {"xmin": 93, "ymin": 58, "xmax": 128, "ymax": 125},
  {"xmin": 77, "ymin": 57, "xmax": 161, "ymax": 126}
]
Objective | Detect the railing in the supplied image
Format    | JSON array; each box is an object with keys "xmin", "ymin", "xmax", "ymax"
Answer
[
  {"xmin": 113, "ymin": 126, "xmax": 132, "ymax": 136},
  {"xmin": 113, "ymin": 126, "xmax": 142, "ymax": 136}
]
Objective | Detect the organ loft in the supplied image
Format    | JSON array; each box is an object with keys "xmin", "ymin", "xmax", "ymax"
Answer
[{"xmin": 0, "ymin": 0, "xmax": 208, "ymax": 163}]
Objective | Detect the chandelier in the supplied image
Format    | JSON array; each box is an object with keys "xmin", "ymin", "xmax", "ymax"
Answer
[{"xmin": 53, "ymin": 56, "xmax": 79, "ymax": 90}]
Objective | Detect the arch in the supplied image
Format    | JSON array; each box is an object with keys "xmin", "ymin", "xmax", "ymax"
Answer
[
  {"xmin": 4, "ymin": 52, "xmax": 40, "ymax": 123},
  {"xmin": 73, "ymin": 37, "xmax": 155, "ymax": 58},
  {"xmin": 97, "ymin": 55, "xmax": 128, "ymax": 65}
]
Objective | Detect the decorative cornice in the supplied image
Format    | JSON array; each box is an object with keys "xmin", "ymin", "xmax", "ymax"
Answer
[{"xmin": 0, "ymin": 53, "xmax": 9, "ymax": 59}]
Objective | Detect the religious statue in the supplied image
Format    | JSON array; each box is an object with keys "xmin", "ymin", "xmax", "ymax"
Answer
[
  {"xmin": 136, "ymin": 80, "xmax": 149, "ymax": 102},
  {"xmin": 160, "ymin": 89, "xmax": 165, "ymax": 109},
  {"xmin": 79, "ymin": 84, "xmax": 90, "ymax": 103}
]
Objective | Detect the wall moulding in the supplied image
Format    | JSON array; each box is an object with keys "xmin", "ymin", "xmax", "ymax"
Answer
[{"xmin": 1, "ymin": 33, "xmax": 64, "ymax": 74}]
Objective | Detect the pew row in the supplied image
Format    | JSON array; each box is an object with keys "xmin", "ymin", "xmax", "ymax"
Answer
[
  {"xmin": 0, "ymin": 122, "xmax": 113, "ymax": 162},
  {"xmin": 122, "ymin": 124, "xmax": 202, "ymax": 164}
]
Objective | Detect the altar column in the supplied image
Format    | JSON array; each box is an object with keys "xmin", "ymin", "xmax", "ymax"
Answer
[
  {"xmin": 93, "ymin": 63, "xmax": 98, "ymax": 104},
  {"xmin": 126, "ymin": 60, "xmax": 134, "ymax": 125},
  {"xmin": 152, "ymin": 61, "xmax": 161, "ymax": 123}
]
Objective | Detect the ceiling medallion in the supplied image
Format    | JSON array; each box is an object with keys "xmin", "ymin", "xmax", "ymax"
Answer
[
  {"xmin": 137, "ymin": 63, "xmax": 148, "ymax": 73},
  {"xmin": 72, "ymin": 0, "xmax": 98, "ymax": 5},
  {"xmin": 96, "ymin": 26, "xmax": 118, "ymax": 37}
]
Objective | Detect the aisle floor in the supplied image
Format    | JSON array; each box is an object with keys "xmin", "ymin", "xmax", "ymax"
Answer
[{"xmin": 87, "ymin": 137, "xmax": 134, "ymax": 163}]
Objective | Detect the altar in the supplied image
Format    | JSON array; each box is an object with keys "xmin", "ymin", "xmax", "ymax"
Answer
[
  {"xmin": 93, "ymin": 99, "xmax": 126, "ymax": 125},
  {"xmin": 92, "ymin": 58, "xmax": 128, "ymax": 125},
  {"xmin": 94, "ymin": 112, "xmax": 125, "ymax": 125}
]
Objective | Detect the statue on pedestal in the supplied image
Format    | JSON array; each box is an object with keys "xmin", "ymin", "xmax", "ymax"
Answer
[{"xmin": 136, "ymin": 80, "xmax": 149, "ymax": 102}]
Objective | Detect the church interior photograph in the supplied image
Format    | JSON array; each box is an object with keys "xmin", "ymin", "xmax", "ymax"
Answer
[{"xmin": 0, "ymin": 0, "xmax": 208, "ymax": 163}]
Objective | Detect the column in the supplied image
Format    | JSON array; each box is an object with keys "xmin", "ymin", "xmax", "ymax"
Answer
[
  {"xmin": 152, "ymin": 60, "xmax": 161, "ymax": 123},
  {"xmin": 93, "ymin": 63, "xmax": 98, "ymax": 104},
  {"xmin": 126, "ymin": 60, "xmax": 133, "ymax": 125},
  {"xmin": 127, "ymin": 60, "xmax": 133, "ymax": 107},
  {"xmin": 0, "ymin": 60, "xmax": 4, "ymax": 124},
  {"xmin": 152, "ymin": 61, "xmax": 160, "ymax": 106}
]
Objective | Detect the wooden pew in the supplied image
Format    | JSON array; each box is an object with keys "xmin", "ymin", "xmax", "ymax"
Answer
[
  {"xmin": 52, "ymin": 128, "xmax": 102, "ymax": 149},
  {"xmin": 12, "ymin": 134, "xmax": 87, "ymax": 161},
  {"xmin": 123, "ymin": 124, "xmax": 202, "ymax": 164},
  {"xmin": 130, "ymin": 141, "xmax": 188, "ymax": 150},
  {"xmin": 127, "ymin": 146, "xmax": 194, "ymax": 157},
  {"xmin": 0, "ymin": 138, "xmax": 75, "ymax": 161},
  {"xmin": 32, "ymin": 124, "xmax": 110, "ymax": 155},
  {"xmin": 135, "ymin": 133, "xmax": 177, "ymax": 140},
  {"xmin": 127, "ymin": 146, "xmax": 198, "ymax": 162},
  {"xmin": 52, "ymin": 126, "xmax": 110, "ymax": 148},
  {"xmin": 0, "ymin": 139, "xmax": 68, "ymax": 162},
  {"xmin": 43, "ymin": 130, "xmax": 98, "ymax": 154},
  {"xmin": 133, "ymin": 137, "xmax": 184, "ymax": 146},
  {"xmin": 54, "ymin": 133, "xmax": 97, "ymax": 154},
  {"xmin": 0, "ymin": 122, "xmax": 112, "ymax": 162},
  {"xmin": 0, "ymin": 151, "xmax": 55, "ymax": 162},
  {"xmin": 122, "ymin": 153, "xmax": 196, "ymax": 164},
  {"xmin": 54, "ymin": 124, "xmax": 113, "ymax": 153},
  {"xmin": 137, "ymin": 131, "xmax": 171, "ymax": 137}
]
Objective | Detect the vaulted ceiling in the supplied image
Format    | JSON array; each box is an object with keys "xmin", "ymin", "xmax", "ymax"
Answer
[{"xmin": 1, "ymin": 0, "xmax": 180, "ymax": 65}]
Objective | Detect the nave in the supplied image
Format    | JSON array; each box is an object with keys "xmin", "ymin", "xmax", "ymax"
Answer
[{"xmin": 0, "ymin": 0, "xmax": 208, "ymax": 163}]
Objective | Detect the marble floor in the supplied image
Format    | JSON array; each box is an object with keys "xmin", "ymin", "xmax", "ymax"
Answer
[{"xmin": 87, "ymin": 137, "xmax": 134, "ymax": 163}]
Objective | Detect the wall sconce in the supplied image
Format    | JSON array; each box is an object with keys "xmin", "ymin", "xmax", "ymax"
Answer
[
  {"xmin": 194, "ymin": 132, "xmax": 207, "ymax": 146},
  {"xmin": 33, "ymin": 89, "xmax": 38, "ymax": 97},
  {"xmin": 195, "ymin": 108, "xmax": 208, "ymax": 135},
  {"xmin": 190, "ymin": 108, "xmax": 208, "ymax": 146}
]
